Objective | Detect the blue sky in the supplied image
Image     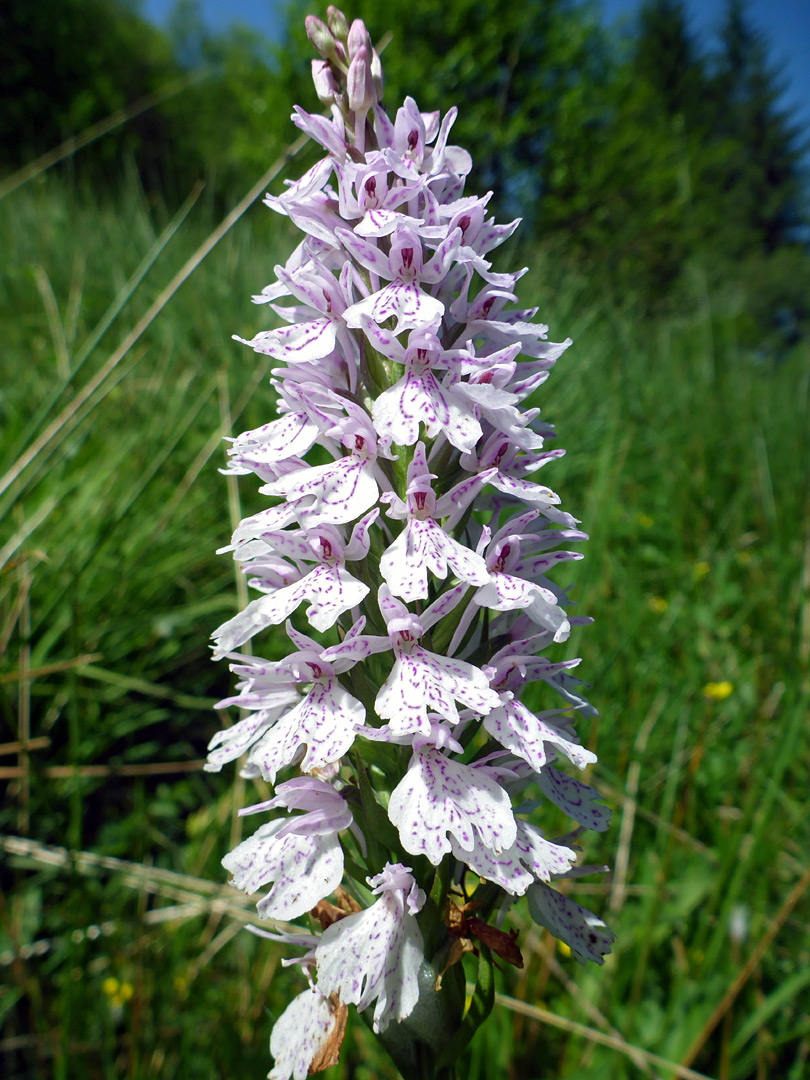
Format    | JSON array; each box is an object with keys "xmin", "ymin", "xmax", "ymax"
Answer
[{"xmin": 142, "ymin": 0, "xmax": 810, "ymax": 131}]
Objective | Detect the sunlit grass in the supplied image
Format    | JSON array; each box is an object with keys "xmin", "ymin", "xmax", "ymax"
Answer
[{"xmin": 1, "ymin": 174, "xmax": 808, "ymax": 1080}]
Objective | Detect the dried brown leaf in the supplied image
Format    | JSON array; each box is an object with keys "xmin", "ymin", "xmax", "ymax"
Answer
[
  {"xmin": 435, "ymin": 937, "xmax": 475, "ymax": 991},
  {"xmin": 310, "ymin": 900, "xmax": 345, "ymax": 930},
  {"xmin": 466, "ymin": 918, "xmax": 524, "ymax": 969},
  {"xmin": 308, "ymin": 995, "xmax": 348, "ymax": 1074}
]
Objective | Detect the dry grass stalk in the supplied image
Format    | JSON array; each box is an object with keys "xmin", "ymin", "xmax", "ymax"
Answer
[{"xmin": 680, "ymin": 862, "xmax": 810, "ymax": 1069}]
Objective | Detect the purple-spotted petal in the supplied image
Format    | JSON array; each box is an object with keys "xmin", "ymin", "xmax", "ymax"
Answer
[
  {"xmin": 247, "ymin": 678, "xmax": 365, "ymax": 782},
  {"xmin": 223, "ymin": 819, "xmax": 345, "ymax": 920},
  {"xmin": 376, "ymin": 646, "xmax": 500, "ymax": 734},
  {"xmin": 228, "ymin": 412, "xmax": 319, "ymax": 466},
  {"xmin": 513, "ymin": 820, "xmax": 578, "ymax": 882},
  {"xmin": 237, "ymin": 317, "xmax": 337, "ymax": 364},
  {"xmin": 380, "ymin": 519, "xmax": 488, "ymax": 602},
  {"xmin": 527, "ymin": 882, "xmax": 615, "ymax": 965},
  {"xmin": 449, "ymin": 832, "xmax": 534, "ymax": 895},
  {"xmin": 269, "ymin": 987, "xmax": 344, "ymax": 1080},
  {"xmin": 388, "ymin": 746, "xmax": 516, "ymax": 864},
  {"xmin": 536, "ymin": 763, "xmax": 611, "ymax": 832},
  {"xmin": 372, "ymin": 368, "xmax": 481, "ymax": 451},
  {"xmin": 264, "ymin": 457, "xmax": 378, "ymax": 528},
  {"xmin": 315, "ymin": 867, "xmax": 424, "ymax": 1033},
  {"xmin": 204, "ymin": 701, "xmax": 296, "ymax": 773},
  {"xmin": 344, "ymin": 282, "xmax": 444, "ymax": 335},
  {"xmin": 484, "ymin": 699, "xmax": 596, "ymax": 773}
]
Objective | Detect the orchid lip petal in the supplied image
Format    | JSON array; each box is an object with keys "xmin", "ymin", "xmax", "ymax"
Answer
[
  {"xmin": 315, "ymin": 862, "xmax": 424, "ymax": 1032},
  {"xmin": 388, "ymin": 744, "xmax": 517, "ymax": 865}
]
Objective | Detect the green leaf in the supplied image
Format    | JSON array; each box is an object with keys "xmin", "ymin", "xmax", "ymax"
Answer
[
  {"xmin": 731, "ymin": 966, "xmax": 810, "ymax": 1053},
  {"xmin": 436, "ymin": 943, "xmax": 495, "ymax": 1068}
]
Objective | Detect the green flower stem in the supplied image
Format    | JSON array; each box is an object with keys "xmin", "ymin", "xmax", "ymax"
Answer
[{"xmin": 436, "ymin": 944, "xmax": 495, "ymax": 1071}]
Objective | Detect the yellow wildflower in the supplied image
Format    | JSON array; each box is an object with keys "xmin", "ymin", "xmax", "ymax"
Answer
[
  {"xmin": 693, "ymin": 561, "xmax": 710, "ymax": 579},
  {"xmin": 703, "ymin": 681, "xmax": 733, "ymax": 701},
  {"xmin": 648, "ymin": 596, "xmax": 668, "ymax": 614}
]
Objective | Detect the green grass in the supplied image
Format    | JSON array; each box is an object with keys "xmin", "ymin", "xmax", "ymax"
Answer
[{"xmin": 1, "ymin": 173, "xmax": 808, "ymax": 1080}]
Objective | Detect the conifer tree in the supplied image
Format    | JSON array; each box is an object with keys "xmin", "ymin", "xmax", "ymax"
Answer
[{"xmin": 711, "ymin": 0, "xmax": 807, "ymax": 253}]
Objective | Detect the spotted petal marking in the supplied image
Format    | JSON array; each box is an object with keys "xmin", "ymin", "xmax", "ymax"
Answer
[
  {"xmin": 247, "ymin": 679, "xmax": 365, "ymax": 783},
  {"xmin": 237, "ymin": 316, "xmax": 337, "ymax": 364},
  {"xmin": 527, "ymin": 882, "xmax": 616, "ymax": 965},
  {"xmin": 449, "ymin": 832, "xmax": 534, "ymax": 895},
  {"xmin": 268, "ymin": 988, "xmax": 344, "ymax": 1080},
  {"xmin": 484, "ymin": 698, "xmax": 597, "ymax": 773},
  {"xmin": 372, "ymin": 369, "xmax": 481, "ymax": 451},
  {"xmin": 388, "ymin": 746, "xmax": 516, "ymax": 865},
  {"xmin": 536, "ymin": 761, "xmax": 611, "ymax": 832},
  {"xmin": 380, "ymin": 518, "xmax": 488, "ymax": 602},
  {"xmin": 204, "ymin": 701, "xmax": 296, "ymax": 773},
  {"xmin": 228, "ymin": 411, "xmax": 319, "ymax": 466},
  {"xmin": 223, "ymin": 819, "xmax": 344, "ymax": 920},
  {"xmin": 212, "ymin": 567, "xmax": 367, "ymax": 656},
  {"xmin": 264, "ymin": 457, "xmax": 378, "ymax": 528},
  {"xmin": 344, "ymin": 281, "xmax": 444, "ymax": 335},
  {"xmin": 315, "ymin": 876, "xmax": 424, "ymax": 1033},
  {"xmin": 512, "ymin": 820, "xmax": 578, "ymax": 883},
  {"xmin": 450, "ymin": 817, "xmax": 577, "ymax": 894},
  {"xmin": 376, "ymin": 647, "xmax": 500, "ymax": 735}
]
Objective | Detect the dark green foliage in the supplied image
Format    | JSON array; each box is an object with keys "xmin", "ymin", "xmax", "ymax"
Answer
[
  {"xmin": 0, "ymin": 0, "xmax": 178, "ymax": 182},
  {"xmin": 537, "ymin": 0, "xmax": 809, "ymax": 312},
  {"xmin": 632, "ymin": 0, "xmax": 708, "ymax": 119},
  {"xmin": 1, "ymin": 178, "xmax": 808, "ymax": 1080},
  {"xmin": 709, "ymin": 0, "xmax": 808, "ymax": 253},
  {"xmin": 2, "ymin": 0, "xmax": 808, "ymax": 315}
]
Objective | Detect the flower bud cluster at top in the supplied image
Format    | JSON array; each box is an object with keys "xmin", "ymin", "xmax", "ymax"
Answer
[{"xmin": 207, "ymin": 8, "xmax": 614, "ymax": 1077}]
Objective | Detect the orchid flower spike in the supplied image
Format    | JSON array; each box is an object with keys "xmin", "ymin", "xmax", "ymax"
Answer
[{"xmin": 206, "ymin": 9, "xmax": 613, "ymax": 1078}]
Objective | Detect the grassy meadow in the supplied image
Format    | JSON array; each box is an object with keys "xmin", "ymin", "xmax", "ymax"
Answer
[{"xmin": 1, "ymin": 169, "xmax": 809, "ymax": 1080}]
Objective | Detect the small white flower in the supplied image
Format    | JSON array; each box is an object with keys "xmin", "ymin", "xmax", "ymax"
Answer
[
  {"xmin": 484, "ymin": 697, "xmax": 597, "ymax": 774},
  {"xmin": 261, "ymin": 406, "xmax": 382, "ymax": 529},
  {"xmin": 373, "ymin": 585, "xmax": 500, "ymax": 734},
  {"xmin": 379, "ymin": 443, "xmax": 488, "ymax": 601},
  {"xmin": 387, "ymin": 724, "xmax": 517, "ymax": 864},
  {"xmin": 269, "ymin": 986, "xmax": 345, "ymax": 1080},
  {"xmin": 247, "ymin": 671, "xmax": 365, "ymax": 783},
  {"xmin": 368, "ymin": 326, "xmax": 483, "ymax": 451},
  {"xmin": 315, "ymin": 862, "xmax": 425, "ymax": 1033},
  {"xmin": 223, "ymin": 819, "xmax": 344, "ymax": 921},
  {"xmin": 450, "ymin": 818, "xmax": 577, "ymax": 895},
  {"xmin": 222, "ymin": 779, "xmax": 353, "ymax": 920},
  {"xmin": 211, "ymin": 511, "xmax": 378, "ymax": 653},
  {"xmin": 340, "ymin": 224, "xmax": 461, "ymax": 334}
]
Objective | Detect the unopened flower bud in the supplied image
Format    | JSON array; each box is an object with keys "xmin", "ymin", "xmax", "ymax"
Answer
[
  {"xmin": 305, "ymin": 14, "xmax": 337, "ymax": 60},
  {"xmin": 347, "ymin": 18, "xmax": 372, "ymax": 59},
  {"xmin": 370, "ymin": 48, "xmax": 384, "ymax": 102},
  {"xmin": 347, "ymin": 45, "xmax": 376, "ymax": 113},
  {"xmin": 312, "ymin": 59, "xmax": 339, "ymax": 104},
  {"xmin": 327, "ymin": 5, "xmax": 349, "ymax": 42}
]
